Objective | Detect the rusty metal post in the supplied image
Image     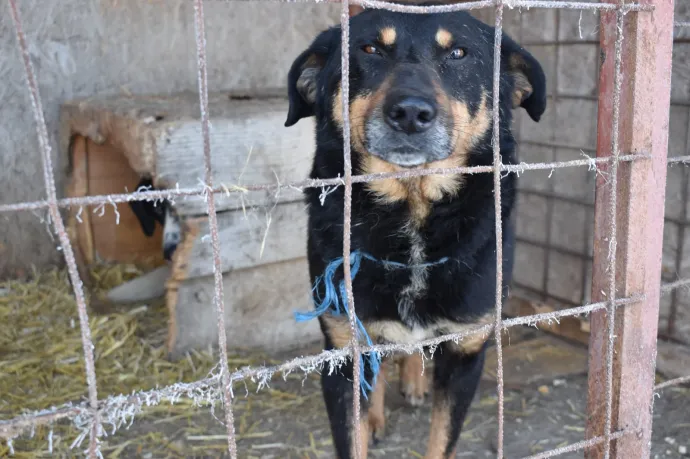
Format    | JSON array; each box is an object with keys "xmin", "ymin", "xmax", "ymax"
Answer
[{"xmin": 585, "ymin": 1, "xmax": 674, "ymax": 458}]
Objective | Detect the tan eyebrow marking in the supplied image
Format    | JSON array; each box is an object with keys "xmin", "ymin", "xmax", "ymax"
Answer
[
  {"xmin": 380, "ymin": 27, "xmax": 397, "ymax": 46},
  {"xmin": 435, "ymin": 28, "xmax": 453, "ymax": 48}
]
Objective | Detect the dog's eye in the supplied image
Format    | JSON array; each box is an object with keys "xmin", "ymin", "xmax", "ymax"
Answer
[
  {"xmin": 362, "ymin": 44, "xmax": 380, "ymax": 55},
  {"xmin": 448, "ymin": 48, "xmax": 467, "ymax": 60}
]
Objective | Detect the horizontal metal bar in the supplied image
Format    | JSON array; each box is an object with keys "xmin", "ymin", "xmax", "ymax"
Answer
[
  {"xmin": 206, "ymin": 0, "xmax": 654, "ymax": 13},
  {"xmin": 0, "ymin": 294, "xmax": 642, "ymax": 440},
  {"xmin": 520, "ymin": 429, "xmax": 632, "ymax": 459},
  {"xmin": 668, "ymin": 155, "xmax": 690, "ymax": 164},
  {"xmin": 654, "ymin": 375, "xmax": 690, "ymax": 390},
  {"xmin": 0, "ymin": 406, "xmax": 88, "ymax": 439},
  {"xmin": 522, "ymin": 39, "xmax": 690, "ymax": 46},
  {"xmin": 660, "ymin": 278, "xmax": 690, "ymax": 294},
  {"xmin": 502, "ymin": 295, "xmax": 641, "ymax": 328},
  {"xmin": 515, "ymin": 278, "xmax": 690, "ymax": 317},
  {"xmin": 538, "ymin": 92, "xmax": 690, "ymax": 108},
  {"xmin": 0, "ymin": 154, "xmax": 650, "ymax": 214}
]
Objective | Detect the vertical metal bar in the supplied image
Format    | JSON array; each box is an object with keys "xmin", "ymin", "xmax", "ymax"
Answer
[
  {"xmin": 192, "ymin": 1, "xmax": 238, "ymax": 457},
  {"xmin": 541, "ymin": 10, "xmax": 561, "ymax": 303},
  {"xmin": 581, "ymin": 207, "xmax": 593, "ymax": 303},
  {"xmin": 492, "ymin": 1, "xmax": 506, "ymax": 456},
  {"xmin": 668, "ymin": 168, "xmax": 688, "ymax": 336},
  {"xmin": 339, "ymin": 0, "xmax": 363, "ymax": 457},
  {"xmin": 601, "ymin": 10, "xmax": 625, "ymax": 458},
  {"xmin": 7, "ymin": 1, "xmax": 101, "ymax": 456},
  {"xmin": 668, "ymin": 111, "xmax": 690, "ymax": 337},
  {"xmin": 585, "ymin": 1, "xmax": 674, "ymax": 457}
]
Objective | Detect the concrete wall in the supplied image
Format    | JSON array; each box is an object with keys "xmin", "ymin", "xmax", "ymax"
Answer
[
  {"xmin": 0, "ymin": 0, "xmax": 339, "ymax": 277},
  {"xmin": 2, "ymin": 0, "xmax": 689, "ymax": 334}
]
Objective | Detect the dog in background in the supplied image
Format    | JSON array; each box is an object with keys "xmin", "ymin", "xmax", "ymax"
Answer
[
  {"xmin": 129, "ymin": 177, "xmax": 180, "ymax": 262},
  {"xmin": 93, "ymin": 179, "xmax": 180, "ymax": 308},
  {"xmin": 285, "ymin": 7, "xmax": 545, "ymax": 458}
]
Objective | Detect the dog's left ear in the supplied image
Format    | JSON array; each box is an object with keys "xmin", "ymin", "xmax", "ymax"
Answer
[
  {"xmin": 285, "ymin": 27, "xmax": 340, "ymax": 127},
  {"xmin": 501, "ymin": 35, "xmax": 547, "ymax": 122}
]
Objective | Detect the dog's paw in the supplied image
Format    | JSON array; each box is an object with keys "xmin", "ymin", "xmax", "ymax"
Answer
[
  {"xmin": 399, "ymin": 353, "xmax": 429, "ymax": 407},
  {"xmin": 368, "ymin": 406, "xmax": 386, "ymax": 444}
]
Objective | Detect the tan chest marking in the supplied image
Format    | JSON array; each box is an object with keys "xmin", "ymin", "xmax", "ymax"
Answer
[{"xmin": 322, "ymin": 313, "xmax": 493, "ymax": 355}]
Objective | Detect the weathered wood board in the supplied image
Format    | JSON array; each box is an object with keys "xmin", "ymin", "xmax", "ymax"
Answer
[
  {"xmin": 503, "ymin": 296, "xmax": 591, "ymax": 346},
  {"xmin": 60, "ymin": 92, "xmax": 315, "ymax": 216},
  {"xmin": 178, "ymin": 200, "xmax": 308, "ymax": 280},
  {"xmin": 61, "ymin": 92, "xmax": 320, "ymax": 354},
  {"xmin": 167, "ymin": 257, "xmax": 320, "ymax": 358},
  {"xmin": 66, "ymin": 135, "xmax": 165, "ymax": 269}
]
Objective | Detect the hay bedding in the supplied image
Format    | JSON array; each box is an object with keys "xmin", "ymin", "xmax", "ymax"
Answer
[
  {"xmin": 6, "ymin": 266, "xmax": 686, "ymax": 458},
  {"xmin": 0, "ymin": 265, "xmax": 304, "ymax": 458}
]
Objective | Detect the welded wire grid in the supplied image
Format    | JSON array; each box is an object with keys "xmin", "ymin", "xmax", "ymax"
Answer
[
  {"xmin": 0, "ymin": 0, "xmax": 687, "ymax": 458},
  {"xmin": 510, "ymin": 8, "xmax": 690, "ymax": 342},
  {"xmin": 649, "ymin": 10, "xmax": 690, "ymax": 421}
]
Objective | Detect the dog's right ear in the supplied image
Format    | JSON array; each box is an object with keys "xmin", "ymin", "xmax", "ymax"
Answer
[{"xmin": 285, "ymin": 27, "xmax": 339, "ymax": 127}]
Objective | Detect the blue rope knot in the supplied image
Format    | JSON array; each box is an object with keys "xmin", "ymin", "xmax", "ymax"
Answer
[{"xmin": 294, "ymin": 250, "xmax": 449, "ymax": 398}]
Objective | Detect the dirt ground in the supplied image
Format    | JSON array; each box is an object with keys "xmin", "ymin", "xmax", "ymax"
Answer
[
  {"xmin": 1, "ymin": 269, "xmax": 688, "ymax": 458},
  {"xmin": 5, "ymin": 340, "xmax": 690, "ymax": 459},
  {"xmin": 93, "ymin": 331, "xmax": 690, "ymax": 459}
]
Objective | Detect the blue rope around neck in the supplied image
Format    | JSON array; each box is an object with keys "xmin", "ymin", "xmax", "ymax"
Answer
[{"xmin": 294, "ymin": 250, "xmax": 449, "ymax": 398}]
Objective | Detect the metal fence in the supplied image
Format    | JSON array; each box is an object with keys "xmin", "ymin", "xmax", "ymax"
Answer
[
  {"xmin": 495, "ymin": 5, "xmax": 690, "ymax": 347},
  {"xmin": 0, "ymin": 0, "xmax": 688, "ymax": 458}
]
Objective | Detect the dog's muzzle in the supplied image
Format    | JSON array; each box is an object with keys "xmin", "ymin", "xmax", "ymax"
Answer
[{"xmin": 365, "ymin": 89, "xmax": 451, "ymax": 168}]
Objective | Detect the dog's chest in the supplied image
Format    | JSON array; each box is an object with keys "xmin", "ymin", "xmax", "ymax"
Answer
[
  {"xmin": 322, "ymin": 313, "xmax": 493, "ymax": 355},
  {"xmin": 366, "ymin": 317, "xmax": 492, "ymax": 355},
  {"xmin": 368, "ymin": 320, "xmax": 448, "ymax": 345},
  {"xmin": 396, "ymin": 223, "xmax": 432, "ymax": 323}
]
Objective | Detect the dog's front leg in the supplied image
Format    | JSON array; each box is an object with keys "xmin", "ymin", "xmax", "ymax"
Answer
[
  {"xmin": 322, "ymin": 355, "xmax": 381, "ymax": 459},
  {"xmin": 424, "ymin": 344, "xmax": 487, "ymax": 459}
]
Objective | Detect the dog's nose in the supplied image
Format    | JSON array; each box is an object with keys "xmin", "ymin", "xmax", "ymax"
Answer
[{"xmin": 384, "ymin": 96, "xmax": 437, "ymax": 133}]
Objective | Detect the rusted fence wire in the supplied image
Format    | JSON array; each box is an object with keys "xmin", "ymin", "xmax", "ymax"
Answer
[{"xmin": 0, "ymin": 0, "xmax": 686, "ymax": 458}]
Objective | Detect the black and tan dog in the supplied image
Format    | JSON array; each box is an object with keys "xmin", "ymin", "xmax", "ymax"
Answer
[{"xmin": 285, "ymin": 8, "xmax": 546, "ymax": 458}]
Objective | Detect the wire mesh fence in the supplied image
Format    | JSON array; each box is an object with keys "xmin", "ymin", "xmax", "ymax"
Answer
[
  {"xmin": 0, "ymin": 0, "xmax": 687, "ymax": 458},
  {"xmin": 652, "ymin": 0, "xmax": 690, "ymax": 427},
  {"xmin": 508, "ymin": 7, "xmax": 690, "ymax": 344}
]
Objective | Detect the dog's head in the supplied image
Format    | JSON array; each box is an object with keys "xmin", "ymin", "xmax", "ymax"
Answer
[{"xmin": 285, "ymin": 10, "xmax": 546, "ymax": 169}]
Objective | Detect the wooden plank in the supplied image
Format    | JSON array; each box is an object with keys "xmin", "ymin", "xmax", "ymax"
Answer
[
  {"xmin": 177, "ymin": 200, "xmax": 308, "ymax": 280},
  {"xmin": 85, "ymin": 139, "xmax": 164, "ymax": 266},
  {"xmin": 67, "ymin": 135, "xmax": 95, "ymax": 266},
  {"xmin": 503, "ymin": 296, "xmax": 590, "ymax": 346},
  {"xmin": 65, "ymin": 135, "xmax": 94, "ymax": 285},
  {"xmin": 167, "ymin": 257, "xmax": 320, "ymax": 358},
  {"xmin": 586, "ymin": 2, "xmax": 674, "ymax": 457},
  {"xmin": 60, "ymin": 93, "xmax": 315, "ymax": 216},
  {"xmin": 154, "ymin": 98, "xmax": 313, "ymax": 215}
]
